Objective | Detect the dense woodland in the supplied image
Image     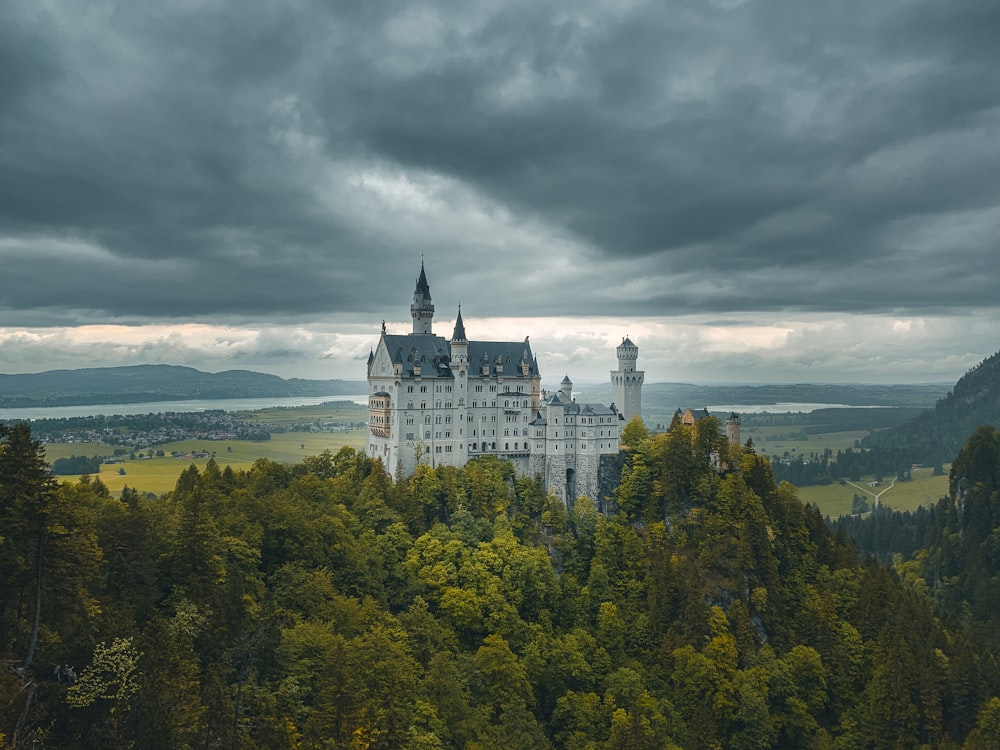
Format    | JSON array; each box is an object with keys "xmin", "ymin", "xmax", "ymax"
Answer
[
  {"xmin": 862, "ymin": 350, "xmax": 1000, "ymax": 466},
  {"xmin": 3, "ymin": 417, "xmax": 1000, "ymax": 749},
  {"xmin": 836, "ymin": 425, "xmax": 1000, "ymax": 625}
]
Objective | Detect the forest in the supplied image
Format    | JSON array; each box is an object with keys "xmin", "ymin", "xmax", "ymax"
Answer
[{"xmin": 3, "ymin": 417, "xmax": 1000, "ymax": 749}]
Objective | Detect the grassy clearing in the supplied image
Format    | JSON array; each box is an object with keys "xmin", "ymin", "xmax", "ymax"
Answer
[
  {"xmin": 43, "ymin": 442, "xmax": 114, "ymax": 461},
  {"xmin": 796, "ymin": 466, "xmax": 950, "ymax": 518},
  {"xmin": 58, "ymin": 430, "xmax": 367, "ymax": 497},
  {"xmin": 751, "ymin": 428, "xmax": 869, "ymax": 458},
  {"xmin": 249, "ymin": 402, "xmax": 368, "ymax": 428}
]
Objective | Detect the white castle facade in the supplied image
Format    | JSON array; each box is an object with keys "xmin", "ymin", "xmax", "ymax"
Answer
[{"xmin": 365, "ymin": 264, "xmax": 643, "ymax": 504}]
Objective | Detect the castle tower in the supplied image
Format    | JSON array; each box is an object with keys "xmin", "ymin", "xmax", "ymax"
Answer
[
  {"xmin": 726, "ymin": 412, "xmax": 741, "ymax": 451},
  {"xmin": 410, "ymin": 261, "xmax": 434, "ymax": 334},
  {"xmin": 559, "ymin": 374, "xmax": 573, "ymax": 401},
  {"xmin": 611, "ymin": 337, "xmax": 644, "ymax": 423},
  {"xmin": 451, "ymin": 307, "xmax": 469, "ymax": 464}
]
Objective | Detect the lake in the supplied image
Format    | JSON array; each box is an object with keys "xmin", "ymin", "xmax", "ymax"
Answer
[
  {"xmin": 707, "ymin": 402, "xmax": 892, "ymax": 414},
  {"xmin": 0, "ymin": 395, "xmax": 370, "ymax": 421}
]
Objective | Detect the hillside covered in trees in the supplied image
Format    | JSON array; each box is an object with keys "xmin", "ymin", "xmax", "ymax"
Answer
[
  {"xmin": 3, "ymin": 419, "xmax": 1000, "ymax": 748},
  {"xmin": 837, "ymin": 424, "xmax": 1000, "ymax": 629},
  {"xmin": 862, "ymin": 349, "xmax": 1000, "ymax": 466}
]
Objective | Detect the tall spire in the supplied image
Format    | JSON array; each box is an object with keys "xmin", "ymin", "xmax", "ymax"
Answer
[
  {"xmin": 452, "ymin": 304, "xmax": 467, "ymax": 342},
  {"xmin": 414, "ymin": 258, "xmax": 431, "ymax": 301},
  {"xmin": 411, "ymin": 260, "xmax": 435, "ymax": 334}
]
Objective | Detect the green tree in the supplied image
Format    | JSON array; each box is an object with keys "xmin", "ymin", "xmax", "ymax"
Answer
[{"xmin": 0, "ymin": 423, "xmax": 58, "ymax": 668}]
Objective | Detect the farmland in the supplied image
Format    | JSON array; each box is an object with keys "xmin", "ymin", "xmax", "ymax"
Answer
[{"xmin": 43, "ymin": 402, "xmax": 368, "ymax": 496}]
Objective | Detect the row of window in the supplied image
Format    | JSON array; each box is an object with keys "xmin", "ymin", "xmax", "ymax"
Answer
[
  {"xmin": 405, "ymin": 384, "xmax": 455, "ymax": 393},
  {"xmin": 393, "ymin": 437, "xmax": 618, "ymax": 453}
]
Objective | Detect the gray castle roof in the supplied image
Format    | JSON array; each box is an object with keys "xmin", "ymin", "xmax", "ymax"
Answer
[
  {"xmin": 468, "ymin": 340, "xmax": 537, "ymax": 378},
  {"xmin": 380, "ymin": 334, "xmax": 538, "ymax": 380},
  {"xmin": 383, "ymin": 333, "xmax": 453, "ymax": 378},
  {"xmin": 543, "ymin": 390, "xmax": 618, "ymax": 416}
]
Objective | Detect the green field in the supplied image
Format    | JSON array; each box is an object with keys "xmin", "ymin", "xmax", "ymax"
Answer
[
  {"xmin": 58, "ymin": 432, "xmax": 368, "ymax": 496},
  {"xmin": 750, "ymin": 427, "xmax": 869, "ymax": 458},
  {"xmin": 795, "ymin": 466, "xmax": 950, "ymax": 518},
  {"xmin": 43, "ymin": 402, "xmax": 370, "ymax": 497}
]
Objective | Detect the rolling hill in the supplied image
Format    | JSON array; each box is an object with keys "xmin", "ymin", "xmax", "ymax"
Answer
[{"xmin": 0, "ymin": 365, "xmax": 366, "ymax": 407}]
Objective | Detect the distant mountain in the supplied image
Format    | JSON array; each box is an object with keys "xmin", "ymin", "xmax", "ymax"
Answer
[
  {"xmin": 0, "ymin": 365, "xmax": 366, "ymax": 407},
  {"xmin": 862, "ymin": 349, "xmax": 1000, "ymax": 465}
]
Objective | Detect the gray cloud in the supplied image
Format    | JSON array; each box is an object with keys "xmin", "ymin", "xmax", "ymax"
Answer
[{"xmin": 0, "ymin": 0, "xmax": 998, "ymax": 381}]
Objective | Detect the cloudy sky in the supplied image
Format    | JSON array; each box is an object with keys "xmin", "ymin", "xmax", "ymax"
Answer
[{"xmin": 2, "ymin": 0, "xmax": 998, "ymax": 386}]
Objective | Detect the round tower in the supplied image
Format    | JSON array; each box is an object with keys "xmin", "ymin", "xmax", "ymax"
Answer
[
  {"xmin": 411, "ymin": 261, "xmax": 434, "ymax": 334},
  {"xmin": 726, "ymin": 412, "xmax": 741, "ymax": 451},
  {"xmin": 611, "ymin": 336, "xmax": 644, "ymax": 424}
]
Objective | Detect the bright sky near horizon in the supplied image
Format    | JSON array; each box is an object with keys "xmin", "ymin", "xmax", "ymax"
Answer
[{"xmin": 2, "ymin": 1, "xmax": 998, "ymax": 384}]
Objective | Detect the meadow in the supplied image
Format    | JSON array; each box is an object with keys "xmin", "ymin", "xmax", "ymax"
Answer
[
  {"xmin": 795, "ymin": 466, "xmax": 950, "ymax": 517},
  {"xmin": 747, "ymin": 424, "xmax": 949, "ymax": 516},
  {"xmin": 44, "ymin": 402, "xmax": 369, "ymax": 496}
]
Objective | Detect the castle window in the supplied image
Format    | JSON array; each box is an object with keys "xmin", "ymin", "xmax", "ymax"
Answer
[
  {"xmin": 424, "ymin": 431, "xmax": 430, "ymax": 439},
  {"xmin": 435, "ymin": 446, "xmax": 441, "ymax": 453},
  {"xmin": 445, "ymin": 445, "xmax": 452, "ymax": 452},
  {"xmin": 420, "ymin": 386, "xmax": 427, "ymax": 393},
  {"xmin": 421, "ymin": 402, "xmax": 426, "ymax": 409},
  {"xmin": 407, "ymin": 386, "xmax": 414, "ymax": 393}
]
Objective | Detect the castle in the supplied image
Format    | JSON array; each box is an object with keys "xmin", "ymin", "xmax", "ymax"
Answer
[{"xmin": 365, "ymin": 264, "xmax": 641, "ymax": 504}]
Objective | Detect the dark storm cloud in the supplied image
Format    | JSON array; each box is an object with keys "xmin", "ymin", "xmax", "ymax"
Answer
[{"xmin": 1, "ymin": 0, "xmax": 998, "ymax": 323}]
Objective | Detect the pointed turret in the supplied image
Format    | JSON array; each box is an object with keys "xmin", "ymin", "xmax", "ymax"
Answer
[
  {"xmin": 452, "ymin": 305, "xmax": 467, "ymax": 342},
  {"xmin": 411, "ymin": 260, "xmax": 435, "ymax": 334},
  {"xmin": 560, "ymin": 374, "xmax": 573, "ymax": 401}
]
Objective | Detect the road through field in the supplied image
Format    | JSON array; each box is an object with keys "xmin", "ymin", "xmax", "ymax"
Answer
[{"xmin": 846, "ymin": 478, "xmax": 896, "ymax": 508}]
